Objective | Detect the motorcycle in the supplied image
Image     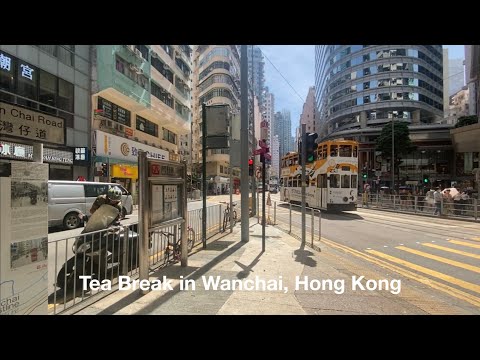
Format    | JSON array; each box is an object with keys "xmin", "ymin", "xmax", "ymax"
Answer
[{"xmin": 56, "ymin": 204, "xmax": 139, "ymax": 292}]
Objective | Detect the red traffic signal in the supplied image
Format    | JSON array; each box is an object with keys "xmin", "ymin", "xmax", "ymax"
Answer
[{"xmin": 248, "ymin": 159, "xmax": 253, "ymax": 165}]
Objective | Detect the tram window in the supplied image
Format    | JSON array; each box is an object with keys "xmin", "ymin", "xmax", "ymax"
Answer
[
  {"xmin": 351, "ymin": 175, "xmax": 358, "ymax": 189},
  {"xmin": 319, "ymin": 174, "xmax": 327, "ymax": 188},
  {"xmin": 341, "ymin": 175, "xmax": 350, "ymax": 188},
  {"xmin": 353, "ymin": 146, "xmax": 358, "ymax": 157},
  {"xmin": 330, "ymin": 145, "xmax": 338, "ymax": 157},
  {"xmin": 339, "ymin": 145, "xmax": 352, "ymax": 157},
  {"xmin": 329, "ymin": 174, "xmax": 340, "ymax": 188},
  {"xmin": 322, "ymin": 145, "xmax": 327, "ymax": 159},
  {"xmin": 316, "ymin": 175, "xmax": 321, "ymax": 188},
  {"xmin": 288, "ymin": 178, "xmax": 293, "ymax": 187}
]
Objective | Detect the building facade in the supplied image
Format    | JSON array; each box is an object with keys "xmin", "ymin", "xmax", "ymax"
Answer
[
  {"xmin": 192, "ymin": 45, "xmax": 241, "ymax": 195},
  {"xmin": 273, "ymin": 109, "xmax": 293, "ymax": 160},
  {"xmin": 0, "ymin": 45, "xmax": 91, "ymax": 180},
  {"xmin": 315, "ymin": 45, "xmax": 453, "ymax": 189},
  {"xmin": 91, "ymin": 45, "xmax": 192, "ymax": 200},
  {"xmin": 295, "ymin": 86, "xmax": 317, "ymax": 150},
  {"xmin": 248, "ymin": 46, "xmax": 265, "ymax": 109}
]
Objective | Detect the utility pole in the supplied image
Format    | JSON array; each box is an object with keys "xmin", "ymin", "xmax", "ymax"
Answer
[
  {"xmin": 301, "ymin": 123, "xmax": 306, "ymax": 245},
  {"xmin": 262, "ymin": 153, "xmax": 266, "ymax": 252},
  {"xmin": 240, "ymin": 45, "xmax": 249, "ymax": 243}
]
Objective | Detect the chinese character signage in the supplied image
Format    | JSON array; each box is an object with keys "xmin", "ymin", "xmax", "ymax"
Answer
[
  {"xmin": 0, "ymin": 102, "xmax": 64, "ymax": 145},
  {"xmin": 74, "ymin": 147, "xmax": 88, "ymax": 161}
]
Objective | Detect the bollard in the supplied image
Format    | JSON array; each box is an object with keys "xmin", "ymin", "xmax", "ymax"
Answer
[
  {"xmin": 441, "ymin": 197, "xmax": 444, "ymax": 216},
  {"xmin": 289, "ymin": 203, "xmax": 292, "ymax": 234},
  {"xmin": 274, "ymin": 201, "xmax": 276, "ymax": 225},
  {"xmin": 311, "ymin": 207, "xmax": 314, "ymax": 247},
  {"xmin": 318, "ymin": 209, "xmax": 322, "ymax": 242},
  {"xmin": 414, "ymin": 196, "xmax": 417, "ymax": 213},
  {"xmin": 393, "ymin": 195, "xmax": 396, "ymax": 210},
  {"xmin": 219, "ymin": 205, "xmax": 222, "ymax": 233},
  {"xmin": 121, "ymin": 225, "xmax": 129, "ymax": 275}
]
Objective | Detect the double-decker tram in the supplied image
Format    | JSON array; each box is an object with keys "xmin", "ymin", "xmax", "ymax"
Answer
[{"xmin": 279, "ymin": 139, "xmax": 359, "ymax": 211}]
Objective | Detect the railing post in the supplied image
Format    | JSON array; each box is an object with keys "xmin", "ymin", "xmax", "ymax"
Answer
[
  {"xmin": 311, "ymin": 207, "xmax": 314, "ymax": 247},
  {"xmin": 289, "ymin": 203, "xmax": 292, "ymax": 234},
  {"xmin": 219, "ymin": 204, "xmax": 222, "ymax": 233},
  {"xmin": 318, "ymin": 210, "xmax": 322, "ymax": 242},
  {"xmin": 441, "ymin": 196, "xmax": 444, "ymax": 216},
  {"xmin": 376, "ymin": 193, "xmax": 379, "ymax": 207},
  {"xmin": 121, "ymin": 225, "xmax": 129, "ymax": 275},
  {"xmin": 474, "ymin": 198, "xmax": 478, "ymax": 221},
  {"xmin": 414, "ymin": 196, "xmax": 418, "ymax": 213},
  {"xmin": 393, "ymin": 195, "xmax": 396, "ymax": 210},
  {"xmin": 274, "ymin": 201, "xmax": 276, "ymax": 225}
]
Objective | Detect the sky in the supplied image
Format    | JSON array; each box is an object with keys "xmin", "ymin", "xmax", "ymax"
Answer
[{"xmin": 261, "ymin": 45, "xmax": 465, "ymax": 137}]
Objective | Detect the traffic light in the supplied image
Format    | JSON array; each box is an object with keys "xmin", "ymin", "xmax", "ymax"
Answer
[
  {"xmin": 248, "ymin": 159, "xmax": 253, "ymax": 176},
  {"xmin": 423, "ymin": 174, "xmax": 429, "ymax": 184},
  {"xmin": 101, "ymin": 163, "xmax": 108, "ymax": 177},
  {"xmin": 305, "ymin": 133, "xmax": 318, "ymax": 163},
  {"xmin": 362, "ymin": 171, "xmax": 367, "ymax": 179}
]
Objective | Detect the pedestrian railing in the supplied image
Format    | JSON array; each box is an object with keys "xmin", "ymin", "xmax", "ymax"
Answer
[
  {"xmin": 49, "ymin": 205, "xmax": 223, "ymax": 314},
  {"xmin": 358, "ymin": 193, "xmax": 478, "ymax": 221}
]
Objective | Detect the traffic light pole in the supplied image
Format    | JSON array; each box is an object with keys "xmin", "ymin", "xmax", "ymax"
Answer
[
  {"xmin": 262, "ymin": 154, "xmax": 266, "ymax": 252},
  {"xmin": 301, "ymin": 124, "xmax": 306, "ymax": 245}
]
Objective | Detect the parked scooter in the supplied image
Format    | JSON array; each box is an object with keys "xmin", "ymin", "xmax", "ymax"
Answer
[{"xmin": 56, "ymin": 204, "xmax": 139, "ymax": 292}]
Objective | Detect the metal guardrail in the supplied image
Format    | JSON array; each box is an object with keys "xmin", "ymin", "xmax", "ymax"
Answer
[
  {"xmin": 358, "ymin": 193, "xmax": 479, "ymax": 221},
  {"xmin": 49, "ymin": 205, "xmax": 223, "ymax": 314}
]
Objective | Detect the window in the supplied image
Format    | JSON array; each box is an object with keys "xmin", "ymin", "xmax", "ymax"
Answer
[
  {"xmin": 329, "ymin": 174, "xmax": 340, "ymax": 188},
  {"xmin": 57, "ymin": 46, "xmax": 74, "ymax": 66},
  {"xmin": 17, "ymin": 62, "xmax": 38, "ymax": 100},
  {"xmin": 351, "ymin": 175, "xmax": 357, "ymax": 189},
  {"xmin": 135, "ymin": 45, "xmax": 149, "ymax": 60},
  {"xmin": 0, "ymin": 52, "xmax": 16, "ymax": 92},
  {"xmin": 339, "ymin": 145, "xmax": 352, "ymax": 157},
  {"xmin": 163, "ymin": 128, "xmax": 177, "ymax": 144},
  {"xmin": 57, "ymin": 78, "xmax": 74, "ymax": 112},
  {"xmin": 136, "ymin": 115, "xmax": 158, "ymax": 137},
  {"xmin": 220, "ymin": 165, "xmax": 224, "ymax": 173},
  {"xmin": 85, "ymin": 184, "xmax": 108, "ymax": 198},
  {"xmin": 341, "ymin": 175, "xmax": 350, "ymax": 188},
  {"xmin": 39, "ymin": 70, "xmax": 57, "ymax": 107},
  {"xmin": 330, "ymin": 145, "xmax": 338, "ymax": 157}
]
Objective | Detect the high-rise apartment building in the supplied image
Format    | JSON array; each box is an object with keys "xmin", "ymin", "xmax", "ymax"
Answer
[
  {"xmin": 192, "ymin": 45, "xmax": 241, "ymax": 194},
  {"xmin": 91, "ymin": 45, "xmax": 192, "ymax": 199}
]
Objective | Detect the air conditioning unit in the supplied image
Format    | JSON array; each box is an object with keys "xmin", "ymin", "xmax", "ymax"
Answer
[
  {"xmin": 106, "ymin": 120, "xmax": 113, "ymax": 128},
  {"xmin": 126, "ymin": 45, "xmax": 136, "ymax": 53},
  {"xmin": 100, "ymin": 119, "xmax": 106, "ymax": 128},
  {"xmin": 134, "ymin": 49, "xmax": 142, "ymax": 58},
  {"xmin": 115, "ymin": 124, "xmax": 125, "ymax": 132},
  {"xmin": 134, "ymin": 137, "xmax": 139, "ymax": 141},
  {"xmin": 129, "ymin": 63, "xmax": 139, "ymax": 72}
]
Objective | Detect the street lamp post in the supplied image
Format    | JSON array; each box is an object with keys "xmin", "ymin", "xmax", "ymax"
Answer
[{"xmin": 391, "ymin": 118, "xmax": 395, "ymax": 192}]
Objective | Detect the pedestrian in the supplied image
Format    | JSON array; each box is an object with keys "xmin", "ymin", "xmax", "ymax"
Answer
[
  {"xmin": 363, "ymin": 183, "xmax": 371, "ymax": 207},
  {"xmin": 433, "ymin": 187, "xmax": 442, "ymax": 215}
]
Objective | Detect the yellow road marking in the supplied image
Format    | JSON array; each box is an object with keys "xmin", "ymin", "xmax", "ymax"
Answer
[
  {"xmin": 319, "ymin": 238, "xmax": 480, "ymax": 308},
  {"xmin": 422, "ymin": 243, "xmax": 480, "ymax": 260},
  {"xmin": 470, "ymin": 237, "xmax": 480, "ymax": 242},
  {"xmin": 449, "ymin": 240, "xmax": 480, "ymax": 249},
  {"xmin": 396, "ymin": 246, "xmax": 480, "ymax": 274},
  {"xmin": 366, "ymin": 249, "xmax": 480, "ymax": 294}
]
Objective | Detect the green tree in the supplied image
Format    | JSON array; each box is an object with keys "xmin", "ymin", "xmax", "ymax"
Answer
[
  {"xmin": 454, "ymin": 115, "xmax": 478, "ymax": 128},
  {"xmin": 375, "ymin": 121, "xmax": 416, "ymax": 188}
]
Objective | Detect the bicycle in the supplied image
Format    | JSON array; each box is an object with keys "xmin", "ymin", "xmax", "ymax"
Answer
[
  {"xmin": 220, "ymin": 201, "xmax": 237, "ymax": 232},
  {"xmin": 162, "ymin": 226, "xmax": 196, "ymax": 265}
]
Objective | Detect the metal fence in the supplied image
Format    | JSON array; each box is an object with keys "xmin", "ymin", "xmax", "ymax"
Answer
[
  {"xmin": 358, "ymin": 193, "xmax": 479, "ymax": 221},
  {"xmin": 49, "ymin": 205, "xmax": 223, "ymax": 314}
]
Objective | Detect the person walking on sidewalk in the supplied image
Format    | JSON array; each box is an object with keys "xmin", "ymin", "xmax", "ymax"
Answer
[{"xmin": 433, "ymin": 187, "xmax": 442, "ymax": 216}]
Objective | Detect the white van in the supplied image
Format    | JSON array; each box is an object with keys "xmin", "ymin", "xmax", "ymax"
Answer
[{"xmin": 48, "ymin": 180, "xmax": 133, "ymax": 230}]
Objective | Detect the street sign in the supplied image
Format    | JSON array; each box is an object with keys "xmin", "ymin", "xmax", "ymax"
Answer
[
  {"xmin": 259, "ymin": 139, "xmax": 268, "ymax": 148},
  {"xmin": 260, "ymin": 120, "xmax": 269, "ymax": 128},
  {"xmin": 264, "ymin": 153, "xmax": 271, "ymax": 160}
]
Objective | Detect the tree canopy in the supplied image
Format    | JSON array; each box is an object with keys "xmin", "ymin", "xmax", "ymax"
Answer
[
  {"xmin": 455, "ymin": 115, "xmax": 478, "ymax": 128},
  {"xmin": 375, "ymin": 121, "xmax": 415, "ymax": 158}
]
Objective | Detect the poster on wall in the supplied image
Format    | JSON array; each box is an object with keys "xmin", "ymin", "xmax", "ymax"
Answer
[
  {"xmin": 0, "ymin": 161, "xmax": 49, "ymax": 315},
  {"xmin": 164, "ymin": 185, "xmax": 179, "ymax": 220},
  {"xmin": 151, "ymin": 185, "xmax": 164, "ymax": 225}
]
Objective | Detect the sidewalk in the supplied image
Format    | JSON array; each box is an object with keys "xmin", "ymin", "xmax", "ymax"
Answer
[{"xmin": 72, "ymin": 219, "xmax": 467, "ymax": 315}]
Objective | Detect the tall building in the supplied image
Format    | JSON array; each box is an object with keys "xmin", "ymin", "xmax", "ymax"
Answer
[
  {"xmin": 295, "ymin": 86, "xmax": 316, "ymax": 149},
  {"xmin": 315, "ymin": 45, "xmax": 454, "ymax": 188},
  {"xmin": 271, "ymin": 135, "xmax": 280, "ymax": 177},
  {"xmin": 248, "ymin": 46, "xmax": 265, "ymax": 107},
  {"xmin": 273, "ymin": 109, "xmax": 293, "ymax": 160},
  {"xmin": 0, "ymin": 45, "xmax": 90, "ymax": 180},
  {"xmin": 91, "ymin": 45, "xmax": 192, "ymax": 199},
  {"xmin": 192, "ymin": 45, "xmax": 241, "ymax": 194},
  {"xmin": 263, "ymin": 88, "xmax": 275, "ymax": 145}
]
